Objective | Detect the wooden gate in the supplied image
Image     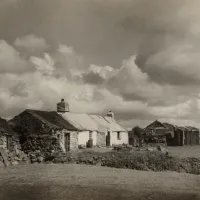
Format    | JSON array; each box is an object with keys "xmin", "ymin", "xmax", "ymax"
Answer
[{"xmin": 65, "ymin": 133, "xmax": 70, "ymax": 152}]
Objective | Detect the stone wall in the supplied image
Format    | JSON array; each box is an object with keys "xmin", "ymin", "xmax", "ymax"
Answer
[
  {"xmin": 96, "ymin": 132, "xmax": 106, "ymax": 147},
  {"xmin": 0, "ymin": 134, "xmax": 21, "ymax": 151},
  {"xmin": 22, "ymin": 134, "xmax": 63, "ymax": 157},
  {"xmin": 70, "ymin": 131, "xmax": 78, "ymax": 151},
  {"xmin": 0, "ymin": 135, "xmax": 7, "ymax": 149},
  {"xmin": 56, "ymin": 130, "xmax": 78, "ymax": 152}
]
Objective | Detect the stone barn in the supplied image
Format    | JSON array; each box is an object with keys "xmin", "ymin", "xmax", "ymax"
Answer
[
  {"xmin": 9, "ymin": 109, "xmax": 79, "ymax": 156},
  {"xmin": 151, "ymin": 122, "xmax": 200, "ymax": 146},
  {"xmin": 141, "ymin": 120, "xmax": 169, "ymax": 145}
]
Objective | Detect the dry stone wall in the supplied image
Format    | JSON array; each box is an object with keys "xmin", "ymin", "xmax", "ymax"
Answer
[
  {"xmin": 70, "ymin": 131, "xmax": 78, "ymax": 150},
  {"xmin": 0, "ymin": 135, "xmax": 7, "ymax": 149}
]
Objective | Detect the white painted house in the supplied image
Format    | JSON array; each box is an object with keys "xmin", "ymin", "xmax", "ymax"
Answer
[{"xmin": 57, "ymin": 99, "xmax": 128, "ymax": 147}]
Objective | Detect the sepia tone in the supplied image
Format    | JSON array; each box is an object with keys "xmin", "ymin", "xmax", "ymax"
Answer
[{"xmin": 0, "ymin": 0, "xmax": 200, "ymax": 199}]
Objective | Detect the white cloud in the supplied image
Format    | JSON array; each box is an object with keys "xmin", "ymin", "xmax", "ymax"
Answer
[
  {"xmin": 146, "ymin": 43, "xmax": 200, "ymax": 81},
  {"xmin": 1, "ymin": 36, "xmax": 200, "ymax": 129},
  {"xmin": 14, "ymin": 34, "xmax": 48, "ymax": 52},
  {"xmin": 0, "ymin": 40, "xmax": 33, "ymax": 73},
  {"xmin": 30, "ymin": 53, "xmax": 55, "ymax": 76},
  {"xmin": 107, "ymin": 55, "xmax": 163, "ymax": 101}
]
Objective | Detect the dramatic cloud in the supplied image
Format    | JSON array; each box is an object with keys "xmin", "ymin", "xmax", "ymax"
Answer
[
  {"xmin": 0, "ymin": 40, "xmax": 33, "ymax": 73},
  {"xmin": 0, "ymin": 0, "xmax": 200, "ymax": 128}
]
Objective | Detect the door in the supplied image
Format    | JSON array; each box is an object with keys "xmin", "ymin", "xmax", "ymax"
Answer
[
  {"xmin": 6, "ymin": 136, "xmax": 12, "ymax": 151},
  {"xmin": 106, "ymin": 131, "xmax": 110, "ymax": 146},
  {"xmin": 65, "ymin": 133, "xmax": 70, "ymax": 151}
]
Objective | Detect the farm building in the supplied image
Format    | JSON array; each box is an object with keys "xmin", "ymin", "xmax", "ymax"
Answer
[
  {"xmin": 163, "ymin": 123, "xmax": 184, "ymax": 146},
  {"xmin": 141, "ymin": 120, "xmax": 169, "ymax": 145},
  {"xmin": 184, "ymin": 126, "xmax": 200, "ymax": 145},
  {"xmin": 141, "ymin": 121, "xmax": 200, "ymax": 146},
  {"xmin": 9, "ymin": 99, "xmax": 128, "ymax": 155},
  {"xmin": 9, "ymin": 109, "xmax": 79, "ymax": 155},
  {"xmin": 163, "ymin": 123, "xmax": 199, "ymax": 146},
  {"xmin": 0, "ymin": 117, "xmax": 20, "ymax": 152}
]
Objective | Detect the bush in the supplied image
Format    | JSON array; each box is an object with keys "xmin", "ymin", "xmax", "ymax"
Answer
[{"xmin": 48, "ymin": 151, "xmax": 200, "ymax": 175}]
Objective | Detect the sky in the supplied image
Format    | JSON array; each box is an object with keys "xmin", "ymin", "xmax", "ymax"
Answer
[{"xmin": 1, "ymin": 0, "xmax": 200, "ymax": 129}]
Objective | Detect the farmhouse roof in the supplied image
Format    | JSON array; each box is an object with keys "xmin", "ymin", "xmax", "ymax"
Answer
[
  {"xmin": 59, "ymin": 112, "xmax": 126, "ymax": 132},
  {"xmin": 11, "ymin": 109, "xmax": 126, "ymax": 133},
  {"xmin": 185, "ymin": 126, "xmax": 199, "ymax": 132},
  {"xmin": 144, "ymin": 120, "xmax": 167, "ymax": 130},
  {"xmin": 90, "ymin": 115, "xmax": 126, "ymax": 132},
  {"xmin": 0, "ymin": 117, "xmax": 16, "ymax": 136},
  {"xmin": 21, "ymin": 109, "xmax": 78, "ymax": 130}
]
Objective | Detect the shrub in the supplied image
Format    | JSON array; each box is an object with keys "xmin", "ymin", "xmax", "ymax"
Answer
[{"xmin": 49, "ymin": 150, "xmax": 200, "ymax": 175}]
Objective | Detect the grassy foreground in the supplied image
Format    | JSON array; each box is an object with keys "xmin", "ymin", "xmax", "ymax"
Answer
[{"xmin": 0, "ymin": 164, "xmax": 200, "ymax": 200}]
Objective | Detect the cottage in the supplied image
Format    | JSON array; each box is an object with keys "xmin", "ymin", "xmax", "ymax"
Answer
[
  {"xmin": 57, "ymin": 99, "xmax": 128, "ymax": 147},
  {"xmin": 0, "ymin": 117, "xmax": 20, "ymax": 152},
  {"xmin": 9, "ymin": 109, "xmax": 79, "ymax": 155},
  {"xmin": 9, "ymin": 99, "xmax": 128, "ymax": 155}
]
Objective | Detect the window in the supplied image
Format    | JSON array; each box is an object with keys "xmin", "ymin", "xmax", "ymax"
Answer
[{"xmin": 117, "ymin": 132, "xmax": 121, "ymax": 140}]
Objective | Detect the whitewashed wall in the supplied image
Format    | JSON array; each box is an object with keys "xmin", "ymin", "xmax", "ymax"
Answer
[
  {"xmin": 92, "ymin": 131, "xmax": 97, "ymax": 146},
  {"xmin": 110, "ymin": 131, "xmax": 128, "ymax": 146},
  {"xmin": 78, "ymin": 131, "xmax": 90, "ymax": 146},
  {"xmin": 77, "ymin": 131, "xmax": 98, "ymax": 146}
]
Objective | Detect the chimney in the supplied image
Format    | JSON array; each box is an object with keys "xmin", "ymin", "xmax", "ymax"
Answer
[
  {"xmin": 107, "ymin": 111, "xmax": 114, "ymax": 118},
  {"xmin": 57, "ymin": 98, "xmax": 69, "ymax": 113}
]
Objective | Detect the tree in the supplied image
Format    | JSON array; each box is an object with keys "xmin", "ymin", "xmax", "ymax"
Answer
[{"xmin": 132, "ymin": 126, "xmax": 143, "ymax": 138}]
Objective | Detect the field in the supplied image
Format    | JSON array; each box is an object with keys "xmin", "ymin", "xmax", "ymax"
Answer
[
  {"xmin": 0, "ymin": 164, "xmax": 200, "ymax": 200},
  {"xmin": 80, "ymin": 145, "xmax": 200, "ymax": 158},
  {"xmin": 168, "ymin": 146, "xmax": 200, "ymax": 158}
]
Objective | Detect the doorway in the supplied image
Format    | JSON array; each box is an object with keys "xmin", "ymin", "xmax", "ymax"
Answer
[
  {"xmin": 6, "ymin": 136, "xmax": 12, "ymax": 151},
  {"xmin": 65, "ymin": 133, "xmax": 70, "ymax": 151},
  {"xmin": 106, "ymin": 131, "xmax": 110, "ymax": 146}
]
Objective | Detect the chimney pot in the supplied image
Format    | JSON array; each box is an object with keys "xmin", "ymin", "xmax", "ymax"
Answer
[{"xmin": 57, "ymin": 99, "xmax": 69, "ymax": 113}]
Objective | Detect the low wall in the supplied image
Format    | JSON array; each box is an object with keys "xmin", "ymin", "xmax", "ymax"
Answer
[{"xmin": 22, "ymin": 135, "xmax": 63, "ymax": 157}]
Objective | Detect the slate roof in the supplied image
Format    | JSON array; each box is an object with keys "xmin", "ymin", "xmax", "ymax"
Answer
[
  {"xmin": 22, "ymin": 109, "xmax": 78, "ymax": 130},
  {"xmin": 59, "ymin": 112, "xmax": 126, "ymax": 132},
  {"xmin": 90, "ymin": 115, "xmax": 126, "ymax": 132},
  {"xmin": 11, "ymin": 109, "xmax": 126, "ymax": 133},
  {"xmin": 0, "ymin": 117, "xmax": 16, "ymax": 136}
]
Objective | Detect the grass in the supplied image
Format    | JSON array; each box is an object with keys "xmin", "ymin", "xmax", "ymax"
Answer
[
  {"xmin": 0, "ymin": 164, "xmax": 200, "ymax": 200},
  {"xmin": 168, "ymin": 146, "xmax": 200, "ymax": 158}
]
